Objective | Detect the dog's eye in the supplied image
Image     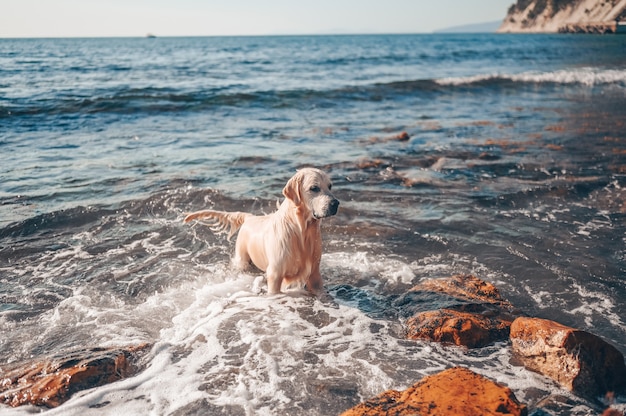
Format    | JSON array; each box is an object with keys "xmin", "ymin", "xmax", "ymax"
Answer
[
  {"xmin": 310, "ymin": 186, "xmax": 320, "ymax": 193},
  {"xmin": 328, "ymin": 184, "xmax": 332, "ymax": 191}
]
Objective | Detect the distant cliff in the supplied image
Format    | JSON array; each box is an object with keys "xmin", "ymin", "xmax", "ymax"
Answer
[{"xmin": 498, "ymin": 0, "xmax": 626, "ymax": 33}]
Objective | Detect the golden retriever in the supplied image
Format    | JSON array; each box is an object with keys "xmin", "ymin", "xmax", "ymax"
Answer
[{"xmin": 183, "ymin": 168, "xmax": 339, "ymax": 294}]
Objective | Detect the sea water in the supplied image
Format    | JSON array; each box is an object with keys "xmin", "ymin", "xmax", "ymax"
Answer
[{"xmin": 1, "ymin": 34, "xmax": 625, "ymax": 415}]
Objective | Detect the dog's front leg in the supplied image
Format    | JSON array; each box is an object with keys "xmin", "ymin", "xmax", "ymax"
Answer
[
  {"xmin": 306, "ymin": 263, "xmax": 323, "ymax": 294},
  {"xmin": 266, "ymin": 267, "xmax": 283, "ymax": 294}
]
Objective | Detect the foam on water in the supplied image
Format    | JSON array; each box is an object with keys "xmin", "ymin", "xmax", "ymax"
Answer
[
  {"xmin": 437, "ymin": 67, "xmax": 626, "ymax": 88},
  {"xmin": 568, "ymin": 282, "xmax": 624, "ymax": 329},
  {"xmin": 1, "ymin": 178, "xmax": 623, "ymax": 414},
  {"xmin": 3, "ymin": 249, "xmax": 590, "ymax": 416},
  {"xmin": 3, "ymin": 263, "xmax": 395, "ymax": 414},
  {"xmin": 2, "ymin": 34, "xmax": 625, "ymax": 415}
]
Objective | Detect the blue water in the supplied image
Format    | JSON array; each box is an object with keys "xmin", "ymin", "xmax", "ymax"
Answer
[{"xmin": 1, "ymin": 34, "xmax": 625, "ymax": 415}]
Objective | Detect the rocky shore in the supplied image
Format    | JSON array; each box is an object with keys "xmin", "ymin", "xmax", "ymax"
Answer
[
  {"xmin": 0, "ymin": 344, "xmax": 151, "ymax": 408},
  {"xmin": 341, "ymin": 274, "xmax": 626, "ymax": 415},
  {"xmin": 1, "ymin": 275, "xmax": 624, "ymax": 414},
  {"xmin": 498, "ymin": 0, "xmax": 626, "ymax": 33}
]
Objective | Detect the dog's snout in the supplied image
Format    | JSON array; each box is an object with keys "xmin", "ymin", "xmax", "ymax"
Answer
[{"xmin": 329, "ymin": 198, "xmax": 339, "ymax": 215}]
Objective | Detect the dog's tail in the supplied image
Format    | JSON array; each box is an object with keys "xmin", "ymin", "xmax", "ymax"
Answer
[{"xmin": 183, "ymin": 210, "xmax": 251, "ymax": 240}]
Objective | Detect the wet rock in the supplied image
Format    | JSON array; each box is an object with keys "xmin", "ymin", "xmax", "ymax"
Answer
[
  {"xmin": 510, "ymin": 317, "xmax": 626, "ymax": 400},
  {"xmin": 395, "ymin": 274, "xmax": 515, "ymax": 318},
  {"xmin": 398, "ymin": 274, "xmax": 520, "ymax": 348},
  {"xmin": 355, "ymin": 158, "xmax": 388, "ymax": 170},
  {"xmin": 478, "ymin": 152, "xmax": 501, "ymax": 161},
  {"xmin": 367, "ymin": 131, "xmax": 410, "ymax": 144},
  {"xmin": 0, "ymin": 343, "xmax": 152, "ymax": 408},
  {"xmin": 603, "ymin": 408, "xmax": 625, "ymax": 416},
  {"xmin": 533, "ymin": 393, "xmax": 596, "ymax": 415},
  {"xmin": 340, "ymin": 366, "xmax": 527, "ymax": 416},
  {"xmin": 406, "ymin": 309, "xmax": 511, "ymax": 348},
  {"xmin": 415, "ymin": 274, "xmax": 512, "ymax": 307},
  {"xmin": 388, "ymin": 131, "xmax": 410, "ymax": 142}
]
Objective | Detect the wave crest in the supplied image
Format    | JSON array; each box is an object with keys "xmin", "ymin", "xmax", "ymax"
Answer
[{"xmin": 437, "ymin": 68, "xmax": 626, "ymax": 87}]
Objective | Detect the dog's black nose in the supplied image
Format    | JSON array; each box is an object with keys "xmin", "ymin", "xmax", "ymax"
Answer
[{"xmin": 329, "ymin": 198, "xmax": 339, "ymax": 215}]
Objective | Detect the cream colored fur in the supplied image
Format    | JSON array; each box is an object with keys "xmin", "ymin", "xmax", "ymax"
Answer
[{"xmin": 184, "ymin": 168, "xmax": 339, "ymax": 294}]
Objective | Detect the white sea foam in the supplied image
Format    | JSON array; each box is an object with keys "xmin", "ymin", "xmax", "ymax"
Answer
[
  {"xmin": 1, "ymin": 251, "xmax": 615, "ymax": 415},
  {"xmin": 437, "ymin": 68, "xmax": 626, "ymax": 87},
  {"xmin": 30, "ymin": 276, "xmax": 402, "ymax": 415},
  {"xmin": 568, "ymin": 282, "xmax": 624, "ymax": 329},
  {"xmin": 324, "ymin": 251, "xmax": 416, "ymax": 285}
]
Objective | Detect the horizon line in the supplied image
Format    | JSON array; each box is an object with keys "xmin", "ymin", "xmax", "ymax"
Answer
[
  {"xmin": 1, "ymin": 32, "xmax": 423, "ymax": 40},
  {"xmin": 0, "ymin": 30, "xmax": 505, "ymax": 40}
]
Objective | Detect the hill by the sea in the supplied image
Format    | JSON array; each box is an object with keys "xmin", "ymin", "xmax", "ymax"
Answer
[{"xmin": 498, "ymin": 0, "xmax": 626, "ymax": 33}]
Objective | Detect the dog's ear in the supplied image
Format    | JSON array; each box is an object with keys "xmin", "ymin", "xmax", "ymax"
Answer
[{"xmin": 283, "ymin": 172, "xmax": 302, "ymax": 205}]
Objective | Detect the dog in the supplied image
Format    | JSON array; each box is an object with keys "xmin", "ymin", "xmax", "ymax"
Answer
[{"xmin": 184, "ymin": 168, "xmax": 339, "ymax": 294}]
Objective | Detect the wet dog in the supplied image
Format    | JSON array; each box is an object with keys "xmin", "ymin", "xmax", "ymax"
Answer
[{"xmin": 184, "ymin": 168, "xmax": 339, "ymax": 294}]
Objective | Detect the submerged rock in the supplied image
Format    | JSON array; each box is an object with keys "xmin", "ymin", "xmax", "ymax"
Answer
[
  {"xmin": 399, "ymin": 274, "xmax": 521, "ymax": 348},
  {"xmin": 0, "ymin": 343, "xmax": 152, "ymax": 408},
  {"xmin": 367, "ymin": 131, "xmax": 411, "ymax": 144},
  {"xmin": 340, "ymin": 366, "xmax": 527, "ymax": 416},
  {"xmin": 406, "ymin": 308, "xmax": 511, "ymax": 348},
  {"xmin": 510, "ymin": 317, "xmax": 626, "ymax": 401},
  {"xmin": 414, "ymin": 273, "xmax": 511, "ymax": 306}
]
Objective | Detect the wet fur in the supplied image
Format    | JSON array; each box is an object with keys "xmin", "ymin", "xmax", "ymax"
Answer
[{"xmin": 184, "ymin": 168, "xmax": 339, "ymax": 294}]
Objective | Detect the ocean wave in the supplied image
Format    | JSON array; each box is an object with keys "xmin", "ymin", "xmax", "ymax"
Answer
[
  {"xmin": 2, "ymin": 68, "xmax": 624, "ymax": 119},
  {"xmin": 437, "ymin": 68, "xmax": 626, "ymax": 87},
  {"xmin": 0, "ymin": 87, "xmax": 322, "ymax": 118},
  {"xmin": 0, "ymin": 205, "xmax": 111, "ymax": 240}
]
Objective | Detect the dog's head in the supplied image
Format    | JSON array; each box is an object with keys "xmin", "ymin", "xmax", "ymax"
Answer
[{"xmin": 283, "ymin": 168, "xmax": 339, "ymax": 220}]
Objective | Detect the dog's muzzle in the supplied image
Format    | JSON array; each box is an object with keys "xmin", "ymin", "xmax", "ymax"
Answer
[
  {"xmin": 314, "ymin": 198, "xmax": 339, "ymax": 219},
  {"xmin": 328, "ymin": 198, "xmax": 339, "ymax": 216}
]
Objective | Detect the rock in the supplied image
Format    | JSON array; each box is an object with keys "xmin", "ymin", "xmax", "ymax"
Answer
[
  {"xmin": 510, "ymin": 317, "xmax": 626, "ymax": 400},
  {"xmin": 398, "ymin": 275, "xmax": 521, "ymax": 348},
  {"xmin": 415, "ymin": 274, "xmax": 512, "ymax": 307},
  {"xmin": 498, "ymin": 0, "xmax": 626, "ymax": 33},
  {"xmin": 355, "ymin": 158, "xmax": 388, "ymax": 170},
  {"xmin": 0, "ymin": 344, "xmax": 152, "ymax": 408},
  {"xmin": 340, "ymin": 367, "xmax": 527, "ymax": 416},
  {"xmin": 389, "ymin": 131, "xmax": 410, "ymax": 142},
  {"xmin": 406, "ymin": 309, "xmax": 511, "ymax": 348},
  {"xmin": 367, "ymin": 131, "xmax": 410, "ymax": 144}
]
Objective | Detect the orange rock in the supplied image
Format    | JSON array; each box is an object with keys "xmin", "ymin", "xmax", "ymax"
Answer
[
  {"xmin": 366, "ymin": 131, "xmax": 410, "ymax": 144},
  {"xmin": 389, "ymin": 131, "xmax": 410, "ymax": 141},
  {"xmin": 355, "ymin": 158, "xmax": 387, "ymax": 170},
  {"xmin": 0, "ymin": 344, "xmax": 151, "ymax": 408},
  {"xmin": 340, "ymin": 367, "xmax": 527, "ymax": 416},
  {"xmin": 413, "ymin": 274, "xmax": 512, "ymax": 307},
  {"xmin": 510, "ymin": 317, "xmax": 626, "ymax": 400},
  {"xmin": 406, "ymin": 309, "xmax": 511, "ymax": 348},
  {"xmin": 400, "ymin": 275, "xmax": 520, "ymax": 348},
  {"xmin": 602, "ymin": 409, "xmax": 625, "ymax": 416}
]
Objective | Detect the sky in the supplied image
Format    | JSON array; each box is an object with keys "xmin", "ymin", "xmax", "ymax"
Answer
[{"xmin": 1, "ymin": 0, "xmax": 515, "ymax": 38}]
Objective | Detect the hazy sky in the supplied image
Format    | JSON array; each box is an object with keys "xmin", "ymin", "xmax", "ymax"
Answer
[{"xmin": 1, "ymin": 0, "xmax": 514, "ymax": 38}]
